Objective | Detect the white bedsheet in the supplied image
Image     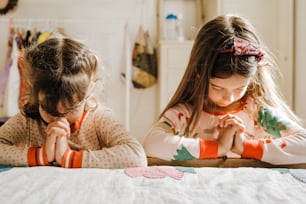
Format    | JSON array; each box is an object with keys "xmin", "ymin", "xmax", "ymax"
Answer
[{"xmin": 1, "ymin": 166, "xmax": 306, "ymax": 204}]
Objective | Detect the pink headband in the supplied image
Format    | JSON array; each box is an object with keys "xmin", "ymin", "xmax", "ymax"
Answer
[{"xmin": 220, "ymin": 37, "xmax": 264, "ymax": 62}]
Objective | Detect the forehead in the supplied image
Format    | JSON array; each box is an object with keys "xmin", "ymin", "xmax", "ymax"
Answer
[{"xmin": 209, "ymin": 74, "xmax": 251, "ymax": 89}]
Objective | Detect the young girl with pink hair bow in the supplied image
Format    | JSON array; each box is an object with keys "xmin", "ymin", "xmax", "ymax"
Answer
[{"xmin": 144, "ymin": 15, "xmax": 306, "ymax": 165}]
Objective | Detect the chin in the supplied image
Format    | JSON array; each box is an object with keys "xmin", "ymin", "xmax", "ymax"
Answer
[{"xmin": 216, "ymin": 103, "xmax": 232, "ymax": 107}]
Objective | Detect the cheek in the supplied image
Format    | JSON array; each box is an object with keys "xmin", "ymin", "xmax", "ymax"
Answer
[
  {"xmin": 66, "ymin": 110, "xmax": 84, "ymax": 124},
  {"xmin": 208, "ymin": 89, "xmax": 222, "ymax": 101},
  {"xmin": 236, "ymin": 88, "xmax": 248, "ymax": 99},
  {"xmin": 237, "ymin": 91, "xmax": 246, "ymax": 99}
]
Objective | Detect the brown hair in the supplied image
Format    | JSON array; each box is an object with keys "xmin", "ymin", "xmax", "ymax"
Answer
[
  {"xmin": 160, "ymin": 14, "xmax": 300, "ymax": 134},
  {"xmin": 23, "ymin": 37, "xmax": 98, "ymax": 118}
]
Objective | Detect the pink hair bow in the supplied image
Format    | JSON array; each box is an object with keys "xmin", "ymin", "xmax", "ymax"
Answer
[{"xmin": 220, "ymin": 37, "xmax": 264, "ymax": 62}]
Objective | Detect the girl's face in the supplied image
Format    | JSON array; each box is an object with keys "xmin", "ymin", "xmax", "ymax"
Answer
[
  {"xmin": 208, "ymin": 74, "xmax": 251, "ymax": 108},
  {"xmin": 38, "ymin": 93, "xmax": 86, "ymax": 125}
]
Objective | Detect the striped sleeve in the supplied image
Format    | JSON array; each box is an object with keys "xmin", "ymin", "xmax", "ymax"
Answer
[
  {"xmin": 241, "ymin": 106, "xmax": 306, "ymax": 165},
  {"xmin": 61, "ymin": 147, "xmax": 83, "ymax": 168},
  {"xmin": 27, "ymin": 146, "xmax": 50, "ymax": 166}
]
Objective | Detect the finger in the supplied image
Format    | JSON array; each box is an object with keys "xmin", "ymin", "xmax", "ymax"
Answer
[
  {"xmin": 231, "ymin": 115, "xmax": 243, "ymax": 123},
  {"xmin": 218, "ymin": 114, "xmax": 235, "ymax": 128},
  {"xmin": 55, "ymin": 135, "xmax": 69, "ymax": 165},
  {"xmin": 219, "ymin": 114, "xmax": 234, "ymax": 120},
  {"xmin": 46, "ymin": 126, "xmax": 68, "ymax": 138},
  {"xmin": 220, "ymin": 114, "xmax": 243, "ymax": 124},
  {"xmin": 45, "ymin": 133, "xmax": 57, "ymax": 163},
  {"xmin": 237, "ymin": 123, "xmax": 246, "ymax": 132},
  {"xmin": 224, "ymin": 118, "xmax": 241, "ymax": 127},
  {"xmin": 47, "ymin": 120, "xmax": 69, "ymax": 131},
  {"xmin": 46, "ymin": 120, "xmax": 70, "ymax": 137},
  {"xmin": 223, "ymin": 116, "xmax": 244, "ymax": 128}
]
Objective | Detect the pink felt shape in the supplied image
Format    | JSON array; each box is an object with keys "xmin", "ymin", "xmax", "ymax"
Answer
[{"xmin": 124, "ymin": 166, "xmax": 184, "ymax": 180}]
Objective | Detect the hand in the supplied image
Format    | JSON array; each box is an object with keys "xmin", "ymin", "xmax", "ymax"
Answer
[
  {"xmin": 218, "ymin": 114, "xmax": 245, "ymax": 132},
  {"xmin": 55, "ymin": 134, "xmax": 69, "ymax": 165},
  {"xmin": 231, "ymin": 131, "xmax": 245, "ymax": 155},
  {"xmin": 217, "ymin": 125, "xmax": 236, "ymax": 156},
  {"xmin": 217, "ymin": 114, "xmax": 245, "ymax": 156},
  {"xmin": 45, "ymin": 118, "xmax": 70, "ymax": 164}
]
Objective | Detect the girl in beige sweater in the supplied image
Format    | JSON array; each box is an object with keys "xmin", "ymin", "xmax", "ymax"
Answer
[{"xmin": 0, "ymin": 37, "xmax": 147, "ymax": 168}]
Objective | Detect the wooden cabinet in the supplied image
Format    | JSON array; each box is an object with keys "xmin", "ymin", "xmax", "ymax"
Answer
[
  {"xmin": 157, "ymin": 0, "xmax": 201, "ymax": 113},
  {"xmin": 157, "ymin": 40, "xmax": 193, "ymax": 112}
]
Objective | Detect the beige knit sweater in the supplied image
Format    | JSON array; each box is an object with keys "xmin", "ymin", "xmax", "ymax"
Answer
[{"xmin": 0, "ymin": 105, "xmax": 147, "ymax": 168}]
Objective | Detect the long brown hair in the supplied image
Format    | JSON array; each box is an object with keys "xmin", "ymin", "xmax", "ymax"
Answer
[
  {"xmin": 160, "ymin": 15, "xmax": 300, "ymax": 134},
  {"xmin": 23, "ymin": 37, "xmax": 98, "ymax": 119}
]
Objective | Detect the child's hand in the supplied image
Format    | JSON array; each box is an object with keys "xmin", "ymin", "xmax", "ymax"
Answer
[
  {"xmin": 217, "ymin": 114, "xmax": 245, "ymax": 156},
  {"xmin": 45, "ymin": 118, "xmax": 70, "ymax": 164},
  {"xmin": 231, "ymin": 131, "xmax": 245, "ymax": 155},
  {"xmin": 217, "ymin": 125, "xmax": 236, "ymax": 156},
  {"xmin": 55, "ymin": 134, "xmax": 69, "ymax": 165},
  {"xmin": 218, "ymin": 114, "xmax": 245, "ymax": 132}
]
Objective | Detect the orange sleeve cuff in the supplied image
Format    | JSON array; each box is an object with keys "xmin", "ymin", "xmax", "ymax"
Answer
[
  {"xmin": 72, "ymin": 151, "xmax": 83, "ymax": 168},
  {"xmin": 27, "ymin": 146, "xmax": 50, "ymax": 167},
  {"xmin": 27, "ymin": 147, "xmax": 38, "ymax": 167},
  {"xmin": 61, "ymin": 148, "xmax": 83, "ymax": 168},
  {"xmin": 41, "ymin": 145, "xmax": 50, "ymax": 165},
  {"xmin": 241, "ymin": 139, "xmax": 264, "ymax": 160},
  {"xmin": 199, "ymin": 139, "xmax": 218, "ymax": 159}
]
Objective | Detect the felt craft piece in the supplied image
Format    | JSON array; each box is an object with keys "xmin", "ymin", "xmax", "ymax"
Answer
[{"xmin": 124, "ymin": 166, "xmax": 184, "ymax": 180}]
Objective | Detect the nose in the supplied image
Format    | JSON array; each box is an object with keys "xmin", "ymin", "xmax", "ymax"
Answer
[{"xmin": 222, "ymin": 92, "xmax": 235, "ymax": 103}]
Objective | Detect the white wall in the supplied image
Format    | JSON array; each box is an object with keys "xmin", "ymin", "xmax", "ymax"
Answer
[
  {"xmin": 295, "ymin": 0, "xmax": 306, "ymax": 126},
  {"xmin": 0, "ymin": 0, "xmax": 158, "ymax": 143}
]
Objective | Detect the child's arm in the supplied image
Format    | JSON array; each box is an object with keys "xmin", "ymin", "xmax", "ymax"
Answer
[
  {"xmin": 77, "ymin": 107, "xmax": 147, "ymax": 168},
  {"xmin": 0, "ymin": 113, "xmax": 33, "ymax": 166},
  {"xmin": 143, "ymin": 104, "xmax": 233, "ymax": 161},
  {"xmin": 0, "ymin": 113, "xmax": 68, "ymax": 167},
  {"xmin": 232, "ymin": 106, "xmax": 306, "ymax": 165}
]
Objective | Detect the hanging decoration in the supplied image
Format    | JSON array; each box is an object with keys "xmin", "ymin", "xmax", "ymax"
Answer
[{"xmin": 130, "ymin": 25, "xmax": 157, "ymax": 88}]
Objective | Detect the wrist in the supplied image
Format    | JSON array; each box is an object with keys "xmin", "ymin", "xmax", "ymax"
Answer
[
  {"xmin": 199, "ymin": 139, "xmax": 218, "ymax": 159},
  {"xmin": 61, "ymin": 147, "xmax": 83, "ymax": 168},
  {"xmin": 218, "ymin": 145, "xmax": 229, "ymax": 157},
  {"xmin": 241, "ymin": 139, "xmax": 263, "ymax": 160},
  {"xmin": 27, "ymin": 146, "xmax": 51, "ymax": 167}
]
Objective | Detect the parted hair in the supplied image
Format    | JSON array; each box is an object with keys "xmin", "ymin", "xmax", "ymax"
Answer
[{"xmin": 23, "ymin": 37, "xmax": 98, "ymax": 119}]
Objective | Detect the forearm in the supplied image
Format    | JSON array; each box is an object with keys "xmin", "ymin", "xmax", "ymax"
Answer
[
  {"xmin": 143, "ymin": 128, "xmax": 218, "ymax": 161},
  {"xmin": 0, "ymin": 143, "xmax": 28, "ymax": 166},
  {"xmin": 80, "ymin": 142, "xmax": 147, "ymax": 168},
  {"xmin": 242, "ymin": 131, "xmax": 306, "ymax": 164}
]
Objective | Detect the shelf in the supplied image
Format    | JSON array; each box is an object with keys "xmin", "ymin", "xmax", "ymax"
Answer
[{"xmin": 157, "ymin": 0, "xmax": 203, "ymax": 41}]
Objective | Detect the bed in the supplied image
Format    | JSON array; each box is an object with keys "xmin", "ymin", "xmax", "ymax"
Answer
[{"xmin": 1, "ymin": 158, "xmax": 306, "ymax": 204}]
